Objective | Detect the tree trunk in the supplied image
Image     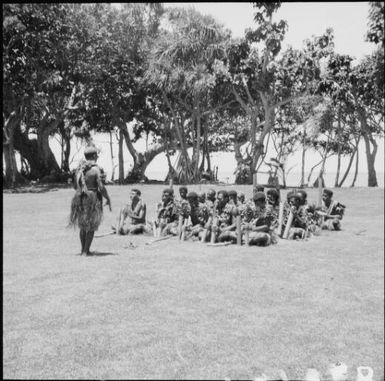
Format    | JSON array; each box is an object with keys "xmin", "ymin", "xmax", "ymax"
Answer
[
  {"xmin": 195, "ymin": 104, "xmax": 201, "ymax": 179},
  {"xmin": 162, "ymin": 92, "xmax": 192, "ymax": 180},
  {"xmin": 37, "ymin": 118, "xmax": 61, "ymax": 175},
  {"xmin": 334, "ymin": 111, "xmax": 342, "ymax": 187},
  {"xmin": 334, "ymin": 150, "xmax": 342, "ymax": 187},
  {"xmin": 127, "ymin": 144, "xmax": 166, "ymax": 182},
  {"xmin": 338, "ymin": 136, "xmax": 360, "ymax": 187},
  {"xmin": 3, "ymin": 140, "xmax": 19, "ymax": 187},
  {"xmin": 362, "ymin": 131, "xmax": 378, "ymax": 187},
  {"xmin": 337, "ymin": 149, "xmax": 356, "ymax": 187},
  {"xmin": 351, "ymin": 144, "xmax": 360, "ymax": 187},
  {"xmin": 3, "ymin": 111, "xmax": 22, "ymax": 187},
  {"xmin": 109, "ymin": 131, "xmax": 116, "ymax": 182},
  {"xmin": 118, "ymin": 128, "xmax": 124, "ymax": 184},
  {"xmin": 13, "ymin": 110, "xmax": 61, "ymax": 179},
  {"xmin": 300, "ymin": 124, "xmax": 306, "ymax": 187},
  {"xmin": 62, "ymin": 129, "xmax": 71, "ymax": 172},
  {"xmin": 359, "ymin": 111, "xmax": 378, "ymax": 187},
  {"xmin": 307, "ymin": 158, "xmax": 323, "ymax": 185}
]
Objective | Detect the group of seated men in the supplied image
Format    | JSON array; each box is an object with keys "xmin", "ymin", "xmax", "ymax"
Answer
[{"xmin": 112, "ymin": 186, "xmax": 345, "ymax": 246}]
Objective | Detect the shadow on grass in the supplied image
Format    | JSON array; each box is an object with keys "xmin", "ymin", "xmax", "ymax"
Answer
[
  {"xmin": 76, "ymin": 251, "xmax": 118, "ymax": 257},
  {"xmin": 3, "ymin": 183, "xmax": 72, "ymax": 194}
]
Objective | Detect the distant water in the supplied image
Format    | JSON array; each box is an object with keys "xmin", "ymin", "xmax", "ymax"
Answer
[
  {"xmin": 141, "ymin": 170, "xmax": 385, "ymax": 188},
  {"xmin": 9, "ymin": 132, "xmax": 383, "ymax": 188}
]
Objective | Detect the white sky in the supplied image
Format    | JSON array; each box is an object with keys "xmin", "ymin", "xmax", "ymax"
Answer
[{"xmin": 166, "ymin": 2, "xmax": 375, "ymax": 60}]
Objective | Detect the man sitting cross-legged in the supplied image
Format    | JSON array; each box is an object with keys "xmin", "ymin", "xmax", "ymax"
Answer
[
  {"xmin": 205, "ymin": 189, "xmax": 217, "ymax": 211},
  {"xmin": 154, "ymin": 188, "xmax": 179, "ymax": 236},
  {"xmin": 212, "ymin": 190, "xmax": 238, "ymax": 243},
  {"xmin": 245, "ymin": 192, "xmax": 277, "ymax": 246},
  {"xmin": 297, "ymin": 189, "xmax": 321, "ymax": 236},
  {"xmin": 198, "ymin": 192, "xmax": 206, "ymax": 204},
  {"xmin": 175, "ymin": 186, "xmax": 191, "ymax": 221},
  {"xmin": 316, "ymin": 189, "xmax": 345, "ymax": 231},
  {"xmin": 282, "ymin": 192, "xmax": 308, "ymax": 239},
  {"xmin": 113, "ymin": 189, "xmax": 146, "ymax": 235},
  {"xmin": 184, "ymin": 191, "xmax": 210, "ymax": 241}
]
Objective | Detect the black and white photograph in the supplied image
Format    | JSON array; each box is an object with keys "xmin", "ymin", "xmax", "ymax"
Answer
[{"xmin": 3, "ymin": 2, "xmax": 384, "ymax": 380}]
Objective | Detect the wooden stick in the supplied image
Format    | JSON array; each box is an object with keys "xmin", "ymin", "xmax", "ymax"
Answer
[
  {"xmin": 244, "ymin": 223, "xmax": 250, "ymax": 246},
  {"xmin": 180, "ymin": 218, "xmax": 189, "ymax": 241},
  {"xmin": 236, "ymin": 215, "xmax": 242, "ymax": 246},
  {"xmin": 95, "ymin": 231, "xmax": 116, "ymax": 238},
  {"xmin": 277, "ymin": 201, "xmax": 284, "ymax": 237},
  {"xmin": 207, "ymin": 242, "xmax": 233, "ymax": 247},
  {"xmin": 145, "ymin": 235, "xmax": 174, "ymax": 245},
  {"xmin": 253, "ymin": 172, "xmax": 257, "ymax": 190},
  {"xmin": 283, "ymin": 210, "xmax": 294, "ymax": 239},
  {"xmin": 152, "ymin": 219, "xmax": 158, "ymax": 237},
  {"xmin": 178, "ymin": 215, "xmax": 184, "ymax": 240},
  {"xmin": 201, "ymin": 216, "xmax": 212, "ymax": 243},
  {"xmin": 169, "ymin": 178, "xmax": 173, "ymax": 190},
  {"xmin": 210, "ymin": 217, "xmax": 218, "ymax": 244}
]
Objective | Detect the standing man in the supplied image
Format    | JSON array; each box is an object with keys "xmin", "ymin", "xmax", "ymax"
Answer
[
  {"xmin": 113, "ymin": 189, "xmax": 146, "ymax": 235},
  {"xmin": 69, "ymin": 145, "xmax": 112, "ymax": 255}
]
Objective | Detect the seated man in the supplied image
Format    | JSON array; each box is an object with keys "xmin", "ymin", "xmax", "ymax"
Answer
[
  {"xmin": 113, "ymin": 189, "xmax": 146, "ymax": 235},
  {"xmin": 212, "ymin": 190, "xmax": 238, "ymax": 243},
  {"xmin": 282, "ymin": 192, "xmax": 308, "ymax": 239},
  {"xmin": 205, "ymin": 189, "xmax": 217, "ymax": 210},
  {"xmin": 185, "ymin": 192, "xmax": 210, "ymax": 240},
  {"xmin": 317, "ymin": 189, "xmax": 345, "ymax": 231},
  {"xmin": 266, "ymin": 188, "xmax": 280, "ymax": 208},
  {"xmin": 297, "ymin": 189, "xmax": 321, "ymax": 236},
  {"xmin": 154, "ymin": 188, "xmax": 179, "ymax": 236},
  {"xmin": 198, "ymin": 192, "xmax": 206, "ymax": 204},
  {"xmin": 228, "ymin": 190, "xmax": 238, "ymax": 207},
  {"xmin": 237, "ymin": 192, "xmax": 246, "ymax": 205},
  {"xmin": 175, "ymin": 186, "xmax": 191, "ymax": 221},
  {"xmin": 246, "ymin": 192, "xmax": 276, "ymax": 246}
]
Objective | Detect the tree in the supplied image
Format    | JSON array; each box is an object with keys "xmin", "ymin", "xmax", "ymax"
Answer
[
  {"xmin": 3, "ymin": 4, "xmax": 89, "ymax": 181},
  {"xmin": 213, "ymin": 2, "xmax": 334, "ymax": 184},
  {"xmin": 146, "ymin": 6, "xmax": 233, "ymax": 183}
]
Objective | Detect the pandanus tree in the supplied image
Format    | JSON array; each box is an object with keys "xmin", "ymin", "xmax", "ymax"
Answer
[{"xmin": 145, "ymin": 6, "xmax": 233, "ymax": 183}]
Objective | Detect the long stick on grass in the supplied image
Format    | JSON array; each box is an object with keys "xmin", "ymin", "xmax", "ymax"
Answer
[
  {"xmin": 95, "ymin": 231, "xmax": 116, "ymax": 238},
  {"xmin": 146, "ymin": 235, "xmax": 174, "ymax": 245}
]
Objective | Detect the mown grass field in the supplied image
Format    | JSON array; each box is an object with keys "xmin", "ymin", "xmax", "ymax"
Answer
[{"xmin": 3, "ymin": 185, "xmax": 384, "ymax": 380}]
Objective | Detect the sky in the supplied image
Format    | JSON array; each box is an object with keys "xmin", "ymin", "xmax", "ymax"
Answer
[
  {"xmin": 49, "ymin": 2, "xmax": 384, "ymax": 186},
  {"xmin": 166, "ymin": 2, "xmax": 375, "ymax": 61}
]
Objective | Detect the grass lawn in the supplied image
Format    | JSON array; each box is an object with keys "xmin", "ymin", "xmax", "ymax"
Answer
[{"xmin": 3, "ymin": 185, "xmax": 384, "ymax": 380}]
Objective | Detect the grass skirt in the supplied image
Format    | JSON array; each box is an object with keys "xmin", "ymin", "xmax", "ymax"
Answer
[{"xmin": 69, "ymin": 190, "xmax": 103, "ymax": 232}]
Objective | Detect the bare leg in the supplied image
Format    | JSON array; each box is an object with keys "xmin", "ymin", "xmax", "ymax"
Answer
[
  {"xmin": 84, "ymin": 231, "xmax": 95, "ymax": 255},
  {"xmin": 80, "ymin": 229, "xmax": 87, "ymax": 255}
]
